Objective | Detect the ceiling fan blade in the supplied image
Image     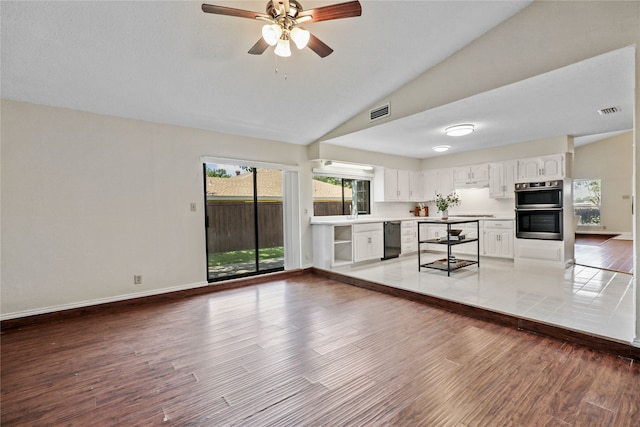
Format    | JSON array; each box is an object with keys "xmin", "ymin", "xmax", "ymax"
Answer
[
  {"xmin": 297, "ymin": 1, "xmax": 362, "ymax": 23},
  {"xmin": 307, "ymin": 33, "xmax": 333, "ymax": 58},
  {"xmin": 201, "ymin": 3, "xmax": 268, "ymax": 20},
  {"xmin": 248, "ymin": 38, "xmax": 270, "ymax": 55}
]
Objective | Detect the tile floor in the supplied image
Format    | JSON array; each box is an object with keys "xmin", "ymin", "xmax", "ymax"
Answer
[{"xmin": 334, "ymin": 252, "xmax": 636, "ymax": 343}]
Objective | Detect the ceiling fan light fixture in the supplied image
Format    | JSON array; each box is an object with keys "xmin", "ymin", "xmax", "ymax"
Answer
[
  {"xmin": 261, "ymin": 24, "xmax": 282, "ymax": 46},
  {"xmin": 445, "ymin": 124, "xmax": 475, "ymax": 136},
  {"xmin": 290, "ymin": 27, "xmax": 310, "ymax": 49},
  {"xmin": 433, "ymin": 145, "xmax": 451, "ymax": 152},
  {"xmin": 274, "ymin": 37, "xmax": 292, "ymax": 57}
]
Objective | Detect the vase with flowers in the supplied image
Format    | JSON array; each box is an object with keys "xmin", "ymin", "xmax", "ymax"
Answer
[{"xmin": 435, "ymin": 192, "xmax": 460, "ymax": 220}]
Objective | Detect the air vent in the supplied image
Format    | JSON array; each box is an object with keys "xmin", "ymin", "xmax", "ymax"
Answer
[
  {"xmin": 370, "ymin": 103, "xmax": 390, "ymax": 121},
  {"xmin": 597, "ymin": 106, "xmax": 620, "ymax": 115}
]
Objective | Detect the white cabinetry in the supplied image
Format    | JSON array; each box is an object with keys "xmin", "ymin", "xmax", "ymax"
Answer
[
  {"xmin": 424, "ymin": 168, "xmax": 455, "ymax": 200},
  {"xmin": 409, "ymin": 171, "xmax": 424, "ymax": 201},
  {"xmin": 453, "ymin": 164, "xmax": 489, "ymax": 188},
  {"xmin": 332, "ymin": 225, "xmax": 353, "ymax": 266},
  {"xmin": 489, "ymin": 161, "xmax": 517, "ymax": 198},
  {"xmin": 437, "ymin": 169, "xmax": 455, "ymax": 196},
  {"xmin": 401, "ymin": 220, "xmax": 418, "ymax": 254},
  {"xmin": 517, "ymin": 154, "xmax": 564, "ymax": 182},
  {"xmin": 482, "ymin": 220, "xmax": 514, "ymax": 258},
  {"xmin": 375, "ymin": 168, "xmax": 423, "ymax": 202},
  {"xmin": 451, "ymin": 223, "xmax": 480, "ymax": 256},
  {"xmin": 312, "ymin": 224, "xmax": 353, "ymax": 269},
  {"xmin": 353, "ymin": 223, "xmax": 383, "ymax": 262}
]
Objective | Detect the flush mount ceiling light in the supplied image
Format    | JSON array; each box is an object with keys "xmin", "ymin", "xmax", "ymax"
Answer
[
  {"xmin": 445, "ymin": 124, "xmax": 475, "ymax": 136},
  {"xmin": 432, "ymin": 145, "xmax": 451, "ymax": 152},
  {"xmin": 202, "ymin": 0, "xmax": 362, "ymax": 58}
]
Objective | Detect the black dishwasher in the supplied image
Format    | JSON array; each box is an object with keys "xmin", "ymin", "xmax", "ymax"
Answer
[{"xmin": 382, "ymin": 221, "xmax": 402, "ymax": 260}]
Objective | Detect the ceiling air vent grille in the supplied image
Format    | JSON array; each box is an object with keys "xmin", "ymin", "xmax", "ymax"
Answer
[
  {"xmin": 597, "ymin": 106, "xmax": 620, "ymax": 115},
  {"xmin": 370, "ymin": 103, "xmax": 390, "ymax": 121}
]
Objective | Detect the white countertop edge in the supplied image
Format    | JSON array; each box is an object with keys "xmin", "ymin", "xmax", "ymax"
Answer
[{"xmin": 310, "ymin": 215, "xmax": 514, "ymax": 225}]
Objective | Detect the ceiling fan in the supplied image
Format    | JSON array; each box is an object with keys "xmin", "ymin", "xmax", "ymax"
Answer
[{"xmin": 201, "ymin": 0, "xmax": 362, "ymax": 58}]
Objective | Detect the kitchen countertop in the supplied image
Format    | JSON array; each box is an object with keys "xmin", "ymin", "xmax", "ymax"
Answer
[{"xmin": 310, "ymin": 214, "xmax": 514, "ymax": 225}]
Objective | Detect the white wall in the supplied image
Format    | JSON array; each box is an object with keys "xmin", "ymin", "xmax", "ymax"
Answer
[
  {"xmin": 1, "ymin": 100, "xmax": 310, "ymax": 318},
  {"xmin": 574, "ymin": 131, "xmax": 633, "ymax": 233}
]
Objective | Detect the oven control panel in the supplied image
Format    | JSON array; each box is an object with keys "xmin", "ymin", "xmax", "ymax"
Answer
[{"xmin": 515, "ymin": 180, "xmax": 562, "ymax": 191}]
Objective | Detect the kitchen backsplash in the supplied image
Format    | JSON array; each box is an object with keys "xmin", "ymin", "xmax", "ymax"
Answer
[{"xmin": 370, "ymin": 188, "xmax": 514, "ymax": 218}]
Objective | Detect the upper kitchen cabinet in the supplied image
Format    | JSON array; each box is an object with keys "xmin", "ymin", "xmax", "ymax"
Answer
[
  {"xmin": 408, "ymin": 171, "xmax": 424, "ymax": 201},
  {"xmin": 453, "ymin": 164, "xmax": 489, "ymax": 188},
  {"xmin": 423, "ymin": 169, "xmax": 454, "ymax": 200},
  {"xmin": 517, "ymin": 154, "xmax": 564, "ymax": 182},
  {"xmin": 489, "ymin": 161, "xmax": 517, "ymax": 198},
  {"xmin": 374, "ymin": 168, "xmax": 423, "ymax": 202}
]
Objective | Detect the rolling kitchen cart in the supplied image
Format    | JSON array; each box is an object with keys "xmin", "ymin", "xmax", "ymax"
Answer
[{"xmin": 417, "ymin": 219, "xmax": 480, "ymax": 276}]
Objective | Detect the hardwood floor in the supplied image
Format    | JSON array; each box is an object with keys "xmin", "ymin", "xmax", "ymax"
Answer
[
  {"xmin": 575, "ymin": 234, "xmax": 633, "ymax": 274},
  {"xmin": 2, "ymin": 273, "xmax": 640, "ymax": 426}
]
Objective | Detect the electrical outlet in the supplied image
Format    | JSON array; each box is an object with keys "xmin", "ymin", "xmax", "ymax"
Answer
[
  {"xmin": 190, "ymin": 202, "xmax": 197, "ymax": 212},
  {"xmin": 134, "ymin": 275, "xmax": 142, "ymax": 285}
]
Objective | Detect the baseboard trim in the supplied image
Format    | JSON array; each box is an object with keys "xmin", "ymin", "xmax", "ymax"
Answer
[
  {"xmin": 310, "ymin": 267, "xmax": 640, "ymax": 361},
  {"xmin": 1, "ymin": 269, "xmax": 310, "ymax": 331}
]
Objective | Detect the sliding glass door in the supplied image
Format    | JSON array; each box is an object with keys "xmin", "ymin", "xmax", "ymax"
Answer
[{"xmin": 204, "ymin": 163, "xmax": 284, "ymax": 281}]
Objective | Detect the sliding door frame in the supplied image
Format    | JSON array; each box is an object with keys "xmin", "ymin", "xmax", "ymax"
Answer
[{"xmin": 201, "ymin": 157, "xmax": 301, "ymax": 282}]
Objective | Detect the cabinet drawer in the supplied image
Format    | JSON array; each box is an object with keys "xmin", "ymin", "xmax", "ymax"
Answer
[
  {"xmin": 401, "ymin": 227, "xmax": 415, "ymax": 236},
  {"xmin": 353, "ymin": 222, "xmax": 383, "ymax": 233},
  {"xmin": 484, "ymin": 220, "xmax": 513, "ymax": 229},
  {"xmin": 401, "ymin": 221, "xmax": 416, "ymax": 229}
]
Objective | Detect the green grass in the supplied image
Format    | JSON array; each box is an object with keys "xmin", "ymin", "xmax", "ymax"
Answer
[{"xmin": 208, "ymin": 246, "xmax": 284, "ymax": 266}]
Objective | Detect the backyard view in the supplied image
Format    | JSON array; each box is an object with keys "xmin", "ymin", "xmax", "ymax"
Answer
[
  {"xmin": 205, "ymin": 164, "xmax": 285, "ymax": 280},
  {"xmin": 574, "ymin": 178, "xmax": 601, "ymax": 226}
]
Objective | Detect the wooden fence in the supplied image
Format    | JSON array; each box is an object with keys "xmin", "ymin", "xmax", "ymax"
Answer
[
  {"xmin": 206, "ymin": 201, "xmax": 283, "ymax": 253},
  {"xmin": 313, "ymin": 201, "xmax": 351, "ymax": 217}
]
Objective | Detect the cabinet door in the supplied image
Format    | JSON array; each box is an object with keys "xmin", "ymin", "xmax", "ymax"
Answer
[
  {"xmin": 483, "ymin": 229, "xmax": 499, "ymax": 257},
  {"xmin": 503, "ymin": 160, "xmax": 517, "ymax": 197},
  {"xmin": 353, "ymin": 233, "xmax": 370, "ymax": 262},
  {"xmin": 353, "ymin": 230, "xmax": 384, "ymax": 262},
  {"xmin": 396, "ymin": 170, "xmax": 410, "ymax": 201},
  {"xmin": 369, "ymin": 230, "xmax": 384, "ymax": 259},
  {"xmin": 489, "ymin": 161, "xmax": 517, "ymax": 198},
  {"xmin": 470, "ymin": 164, "xmax": 489, "ymax": 183},
  {"xmin": 518, "ymin": 158, "xmax": 541, "ymax": 182},
  {"xmin": 436, "ymin": 169, "xmax": 454, "ymax": 196},
  {"xmin": 540, "ymin": 155, "xmax": 563, "ymax": 180},
  {"xmin": 453, "ymin": 166, "xmax": 470, "ymax": 186},
  {"xmin": 423, "ymin": 170, "xmax": 437, "ymax": 201},
  {"xmin": 488, "ymin": 163, "xmax": 505, "ymax": 198},
  {"xmin": 384, "ymin": 169, "xmax": 399, "ymax": 201},
  {"xmin": 426, "ymin": 225, "xmax": 445, "ymax": 252},
  {"xmin": 454, "ymin": 224, "xmax": 479, "ymax": 255},
  {"xmin": 409, "ymin": 171, "xmax": 423, "ymax": 201},
  {"xmin": 498, "ymin": 230, "xmax": 514, "ymax": 258}
]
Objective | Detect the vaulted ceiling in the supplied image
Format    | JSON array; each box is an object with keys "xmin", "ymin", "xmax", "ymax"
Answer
[{"xmin": 1, "ymin": 1, "xmax": 634, "ymax": 159}]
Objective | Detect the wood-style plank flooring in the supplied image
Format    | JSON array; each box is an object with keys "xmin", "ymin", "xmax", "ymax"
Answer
[
  {"xmin": 2, "ymin": 274, "xmax": 640, "ymax": 426},
  {"xmin": 575, "ymin": 234, "xmax": 633, "ymax": 274}
]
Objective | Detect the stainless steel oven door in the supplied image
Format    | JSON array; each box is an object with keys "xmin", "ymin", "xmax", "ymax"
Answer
[
  {"xmin": 516, "ymin": 208, "xmax": 563, "ymax": 240},
  {"xmin": 514, "ymin": 181, "xmax": 563, "ymax": 209}
]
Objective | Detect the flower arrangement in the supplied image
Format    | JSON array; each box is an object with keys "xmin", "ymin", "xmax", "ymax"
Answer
[{"xmin": 435, "ymin": 192, "xmax": 461, "ymax": 213}]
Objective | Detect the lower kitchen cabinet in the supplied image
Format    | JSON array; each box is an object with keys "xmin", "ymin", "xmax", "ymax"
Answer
[
  {"xmin": 353, "ymin": 223, "xmax": 384, "ymax": 262},
  {"xmin": 483, "ymin": 220, "xmax": 514, "ymax": 258},
  {"xmin": 401, "ymin": 220, "xmax": 418, "ymax": 254}
]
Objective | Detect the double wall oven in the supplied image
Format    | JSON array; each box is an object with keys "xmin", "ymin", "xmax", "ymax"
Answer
[{"xmin": 515, "ymin": 180, "xmax": 563, "ymax": 240}]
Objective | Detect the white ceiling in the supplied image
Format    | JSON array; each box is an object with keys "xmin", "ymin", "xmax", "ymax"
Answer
[
  {"xmin": 325, "ymin": 46, "xmax": 636, "ymax": 158},
  {"xmin": 1, "ymin": 1, "xmax": 633, "ymax": 159}
]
